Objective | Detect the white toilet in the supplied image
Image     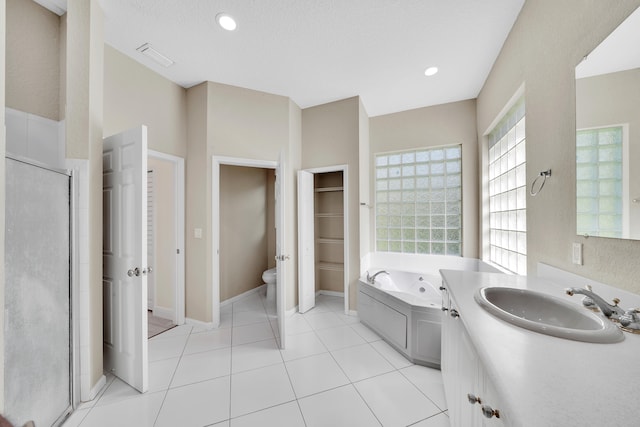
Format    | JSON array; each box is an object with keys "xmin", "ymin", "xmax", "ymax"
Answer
[{"xmin": 262, "ymin": 267, "xmax": 277, "ymax": 302}]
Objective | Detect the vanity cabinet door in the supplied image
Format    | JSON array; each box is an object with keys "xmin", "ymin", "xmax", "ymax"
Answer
[
  {"xmin": 440, "ymin": 289, "xmax": 457, "ymax": 417},
  {"xmin": 479, "ymin": 368, "xmax": 507, "ymax": 426},
  {"xmin": 441, "ymin": 282, "xmax": 510, "ymax": 426},
  {"xmin": 441, "ymin": 291, "xmax": 481, "ymax": 426},
  {"xmin": 458, "ymin": 322, "xmax": 482, "ymax": 426}
]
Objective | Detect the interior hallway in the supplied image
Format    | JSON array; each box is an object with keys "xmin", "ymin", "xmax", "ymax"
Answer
[{"xmin": 62, "ymin": 293, "xmax": 449, "ymax": 426}]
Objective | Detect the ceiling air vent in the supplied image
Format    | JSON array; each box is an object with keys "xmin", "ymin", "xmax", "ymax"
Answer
[{"xmin": 136, "ymin": 43, "xmax": 174, "ymax": 68}]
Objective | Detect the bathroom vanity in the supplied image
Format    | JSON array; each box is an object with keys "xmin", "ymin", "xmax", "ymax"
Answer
[{"xmin": 440, "ymin": 269, "xmax": 640, "ymax": 426}]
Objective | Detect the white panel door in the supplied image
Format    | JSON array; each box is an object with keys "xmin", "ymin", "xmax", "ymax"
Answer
[
  {"xmin": 103, "ymin": 126, "xmax": 149, "ymax": 393},
  {"xmin": 275, "ymin": 153, "xmax": 288, "ymax": 348},
  {"xmin": 297, "ymin": 170, "xmax": 315, "ymax": 313}
]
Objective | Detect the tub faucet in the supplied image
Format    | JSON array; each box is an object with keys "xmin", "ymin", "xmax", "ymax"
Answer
[
  {"xmin": 367, "ymin": 270, "xmax": 389, "ymax": 284},
  {"xmin": 565, "ymin": 286, "xmax": 624, "ymax": 321}
]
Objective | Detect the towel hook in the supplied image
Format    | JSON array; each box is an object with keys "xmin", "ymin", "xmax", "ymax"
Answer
[{"xmin": 530, "ymin": 169, "xmax": 551, "ymax": 196}]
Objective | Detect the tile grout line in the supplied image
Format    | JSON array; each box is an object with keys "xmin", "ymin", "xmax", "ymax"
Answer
[
  {"xmin": 279, "ymin": 345, "xmax": 309, "ymax": 427},
  {"xmin": 228, "ymin": 293, "xmax": 275, "ymax": 422},
  {"xmin": 312, "ymin": 324, "xmax": 386, "ymax": 424},
  {"xmin": 397, "ymin": 367, "xmax": 447, "ymax": 413},
  {"xmin": 151, "ymin": 326, "xmax": 193, "ymax": 427}
]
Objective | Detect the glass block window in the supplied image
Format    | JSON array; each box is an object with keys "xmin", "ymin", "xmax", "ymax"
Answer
[
  {"xmin": 576, "ymin": 126, "xmax": 623, "ymax": 238},
  {"xmin": 375, "ymin": 145, "xmax": 462, "ymax": 256},
  {"xmin": 488, "ymin": 98, "xmax": 526, "ymax": 275}
]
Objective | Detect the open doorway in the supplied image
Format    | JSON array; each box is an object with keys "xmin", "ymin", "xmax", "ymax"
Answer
[
  {"xmin": 219, "ymin": 165, "xmax": 277, "ymax": 311},
  {"xmin": 212, "ymin": 156, "xmax": 288, "ymax": 347},
  {"xmin": 147, "ymin": 150, "xmax": 185, "ymax": 337},
  {"xmin": 298, "ymin": 165, "xmax": 350, "ymax": 314}
]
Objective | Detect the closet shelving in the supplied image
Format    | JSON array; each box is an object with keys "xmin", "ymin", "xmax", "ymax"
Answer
[{"xmin": 314, "ymin": 172, "xmax": 345, "ymax": 293}]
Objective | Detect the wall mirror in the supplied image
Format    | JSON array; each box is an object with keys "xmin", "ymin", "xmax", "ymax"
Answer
[{"xmin": 575, "ymin": 6, "xmax": 640, "ymax": 240}]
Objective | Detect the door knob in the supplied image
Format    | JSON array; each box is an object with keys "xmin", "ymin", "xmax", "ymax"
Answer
[
  {"xmin": 275, "ymin": 255, "xmax": 291, "ymax": 261},
  {"xmin": 127, "ymin": 267, "xmax": 141, "ymax": 277}
]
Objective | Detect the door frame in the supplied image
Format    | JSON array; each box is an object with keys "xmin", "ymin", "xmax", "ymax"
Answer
[
  {"xmin": 147, "ymin": 150, "xmax": 186, "ymax": 325},
  {"xmin": 299, "ymin": 164, "xmax": 350, "ymax": 314},
  {"xmin": 211, "ymin": 156, "xmax": 281, "ymax": 330}
]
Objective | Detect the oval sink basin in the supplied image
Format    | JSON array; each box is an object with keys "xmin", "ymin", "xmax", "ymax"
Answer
[{"xmin": 475, "ymin": 287, "xmax": 624, "ymax": 343}]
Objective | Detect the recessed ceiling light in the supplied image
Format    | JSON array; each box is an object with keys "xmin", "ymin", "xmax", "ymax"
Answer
[
  {"xmin": 424, "ymin": 66, "xmax": 439, "ymax": 77},
  {"xmin": 216, "ymin": 13, "xmax": 237, "ymax": 31}
]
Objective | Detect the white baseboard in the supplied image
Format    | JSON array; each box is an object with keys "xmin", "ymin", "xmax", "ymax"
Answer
[
  {"xmin": 286, "ymin": 306, "xmax": 299, "ymax": 317},
  {"xmin": 220, "ymin": 284, "xmax": 266, "ymax": 307},
  {"xmin": 186, "ymin": 317, "xmax": 215, "ymax": 330},
  {"xmin": 348, "ymin": 310, "xmax": 358, "ymax": 317},
  {"xmin": 316, "ymin": 290, "xmax": 344, "ymax": 297},
  {"xmin": 85, "ymin": 374, "xmax": 106, "ymax": 402},
  {"xmin": 151, "ymin": 306, "xmax": 174, "ymax": 321}
]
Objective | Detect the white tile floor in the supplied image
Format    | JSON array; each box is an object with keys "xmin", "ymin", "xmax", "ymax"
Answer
[{"xmin": 62, "ymin": 293, "xmax": 450, "ymax": 427}]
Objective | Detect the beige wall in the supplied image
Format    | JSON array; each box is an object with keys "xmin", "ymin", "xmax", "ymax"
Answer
[
  {"xmin": 302, "ymin": 97, "xmax": 363, "ymax": 310},
  {"xmin": 65, "ymin": 0, "xmax": 104, "ymax": 391},
  {"xmin": 219, "ymin": 165, "xmax": 270, "ymax": 301},
  {"xmin": 103, "ymin": 45, "xmax": 187, "ymax": 157},
  {"xmin": 477, "ymin": 0, "xmax": 640, "ymax": 294},
  {"xmin": 576, "ymin": 69, "xmax": 640, "ymax": 238},
  {"xmin": 266, "ymin": 170, "xmax": 277, "ymax": 269},
  {"xmin": 186, "ymin": 81, "xmax": 301, "ymax": 321},
  {"xmin": 185, "ymin": 83, "xmax": 210, "ymax": 321},
  {"xmin": 369, "ymin": 99, "xmax": 479, "ymax": 258},
  {"xmin": 359, "ymin": 99, "xmax": 371, "ymax": 259},
  {"xmin": 6, "ymin": 0, "xmax": 60, "ymax": 120},
  {"xmin": 148, "ymin": 157, "xmax": 176, "ymax": 310}
]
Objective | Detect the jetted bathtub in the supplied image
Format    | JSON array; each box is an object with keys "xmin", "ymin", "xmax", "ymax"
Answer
[{"xmin": 358, "ymin": 254, "xmax": 500, "ymax": 368}]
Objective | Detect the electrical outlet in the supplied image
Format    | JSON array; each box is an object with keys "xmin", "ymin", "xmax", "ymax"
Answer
[{"xmin": 572, "ymin": 243, "xmax": 583, "ymax": 265}]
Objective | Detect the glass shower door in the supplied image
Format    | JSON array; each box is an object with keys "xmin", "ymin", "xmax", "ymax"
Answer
[{"xmin": 4, "ymin": 157, "xmax": 72, "ymax": 427}]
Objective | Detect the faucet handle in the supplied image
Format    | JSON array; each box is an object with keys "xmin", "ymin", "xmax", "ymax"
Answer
[
  {"xmin": 620, "ymin": 308, "xmax": 640, "ymax": 328},
  {"xmin": 585, "ymin": 284, "xmax": 593, "ymax": 291},
  {"xmin": 612, "ymin": 297, "xmax": 621, "ymax": 306}
]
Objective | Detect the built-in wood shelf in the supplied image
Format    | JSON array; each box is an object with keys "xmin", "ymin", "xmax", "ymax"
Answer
[
  {"xmin": 317, "ymin": 262, "xmax": 344, "ymax": 272},
  {"xmin": 315, "ymin": 213, "xmax": 343, "ymax": 218},
  {"xmin": 317, "ymin": 238, "xmax": 344, "ymax": 244},
  {"xmin": 315, "ymin": 186, "xmax": 344, "ymax": 193}
]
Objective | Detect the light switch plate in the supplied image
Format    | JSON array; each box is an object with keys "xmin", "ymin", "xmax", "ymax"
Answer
[
  {"xmin": 572, "ymin": 243, "xmax": 583, "ymax": 265},
  {"xmin": 194, "ymin": 228, "xmax": 203, "ymax": 239}
]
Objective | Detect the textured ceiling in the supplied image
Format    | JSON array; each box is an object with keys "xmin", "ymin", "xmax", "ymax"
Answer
[{"xmin": 42, "ymin": 0, "xmax": 526, "ymax": 117}]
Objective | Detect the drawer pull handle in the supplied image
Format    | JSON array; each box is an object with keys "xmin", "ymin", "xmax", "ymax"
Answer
[
  {"xmin": 481, "ymin": 404, "xmax": 501, "ymax": 419},
  {"xmin": 467, "ymin": 393, "xmax": 481, "ymax": 404}
]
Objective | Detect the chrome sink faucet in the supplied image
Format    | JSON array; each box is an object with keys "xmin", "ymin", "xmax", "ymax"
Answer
[
  {"xmin": 565, "ymin": 286, "xmax": 624, "ymax": 320},
  {"xmin": 367, "ymin": 270, "xmax": 389, "ymax": 284}
]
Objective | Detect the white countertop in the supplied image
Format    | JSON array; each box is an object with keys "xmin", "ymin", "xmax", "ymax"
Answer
[{"xmin": 440, "ymin": 269, "xmax": 640, "ymax": 426}]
